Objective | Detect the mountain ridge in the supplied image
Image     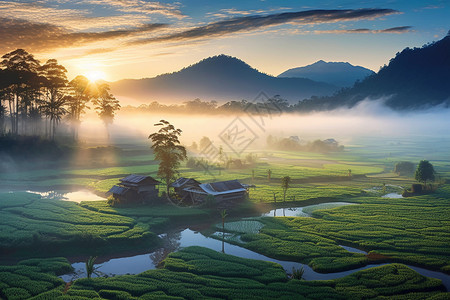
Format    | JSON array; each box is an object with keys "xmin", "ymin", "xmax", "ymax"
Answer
[
  {"xmin": 296, "ymin": 33, "xmax": 450, "ymax": 111},
  {"xmin": 278, "ymin": 60, "xmax": 374, "ymax": 87},
  {"xmin": 109, "ymin": 55, "xmax": 339, "ymax": 104}
]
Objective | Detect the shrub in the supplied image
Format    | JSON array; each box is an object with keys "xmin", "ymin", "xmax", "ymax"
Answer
[{"xmin": 291, "ymin": 266, "xmax": 305, "ymax": 280}]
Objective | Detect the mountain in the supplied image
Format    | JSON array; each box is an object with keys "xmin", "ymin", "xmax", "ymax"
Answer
[
  {"xmin": 109, "ymin": 55, "xmax": 338, "ymax": 104},
  {"xmin": 296, "ymin": 33, "xmax": 450, "ymax": 111},
  {"xmin": 278, "ymin": 60, "xmax": 374, "ymax": 87}
]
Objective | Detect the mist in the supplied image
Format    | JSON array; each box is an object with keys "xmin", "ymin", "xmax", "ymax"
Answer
[{"xmin": 91, "ymin": 99, "xmax": 450, "ymax": 150}]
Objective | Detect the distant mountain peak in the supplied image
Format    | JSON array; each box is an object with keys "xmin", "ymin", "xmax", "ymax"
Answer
[
  {"xmin": 278, "ymin": 60, "xmax": 374, "ymax": 87},
  {"xmin": 110, "ymin": 54, "xmax": 339, "ymax": 104},
  {"xmin": 297, "ymin": 33, "xmax": 450, "ymax": 111}
]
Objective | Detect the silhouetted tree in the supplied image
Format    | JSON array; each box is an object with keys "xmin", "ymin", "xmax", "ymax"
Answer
[
  {"xmin": 199, "ymin": 136, "xmax": 212, "ymax": 151},
  {"xmin": 221, "ymin": 209, "xmax": 227, "ymax": 253},
  {"xmin": 39, "ymin": 59, "xmax": 69, "ymax": 139},
  {"xmin": 92, "ymin": 82, "xmax": 120, "ymax": 138},
  {"xmin": 0, "ymin": 49, "xmax": 41, "ymax": 135},
  {"xmin": 148, "ymin": 120, "xmax": 187, "ymax": 205},
  {"xmin": 415, "ymin": 160, "xmax": 435, "ymax": 186},
  {"xmin": 281, "ymin": 176, "xmax": 291, "ymax": 202},
  {"xmin": 68, "ymin": 75, "xmax": 91, "ymax": 139}
]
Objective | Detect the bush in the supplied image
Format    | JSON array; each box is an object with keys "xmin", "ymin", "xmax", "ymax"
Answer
[
  {"xmin": 394, "ymin": 161, "xmax": 415, "ymax": 176},
  {"xmin": 291, "ymin": 266, "xmax": 305, "ymax": 280}
]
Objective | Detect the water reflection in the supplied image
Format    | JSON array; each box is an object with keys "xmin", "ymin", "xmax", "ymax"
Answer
[
  {"xmin": 60, "ymin": 228, "xmax": 450, "ymax": 291},
  {"xmin": 27, "ymin": 190, "xmax": 106, "ymax": 202},
  {"xmin": 150, "ymin": 232, "xmax": 181, "ymax": 267}
]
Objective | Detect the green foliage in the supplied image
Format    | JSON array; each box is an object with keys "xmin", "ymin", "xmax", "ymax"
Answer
[
  {"xmin": 86, "ymin": 256, "xmax": 97, "ymax": 279},
  {"xmin": 394, "ymin": 161, "xmax": 415, "ymax": 176},
  {"xmin": 0, "ymin": 258, "xmax": 68, "ymax": 298},
  {"xmin": 291, "ymin": 266, "xmax": 305, "ymax": 280},
  {"xmin": 415, "ymin": 160, "xmax": 436, "ymax": 184},
  {"xmin": 148, "ymin": 120, "xmax": 187, "ymax": 193}
]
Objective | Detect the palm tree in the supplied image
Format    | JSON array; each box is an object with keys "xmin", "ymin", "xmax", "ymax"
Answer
[{"xmin": 86, "ymin": 256, "xmax": 98, "ymax": 279}]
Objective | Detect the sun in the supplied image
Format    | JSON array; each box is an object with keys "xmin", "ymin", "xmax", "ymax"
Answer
[{"xmin": 85, "ymin": 70, "xmax": 106, "ymax": 82}]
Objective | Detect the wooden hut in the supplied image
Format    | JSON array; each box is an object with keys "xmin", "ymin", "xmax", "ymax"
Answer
[{"xmin": 108, "ymin": 174, "xmax": 160, "ymax": 203}]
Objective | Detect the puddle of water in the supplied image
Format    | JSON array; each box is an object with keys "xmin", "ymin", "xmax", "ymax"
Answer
[
  {"xmin": 262, "ymin": 202, "xmax": 357, "ymax": 217},
  {"xmin": 27, "ymin": 190, "xmax": 106, "ymax": 203},
  {"xmin": 382, "ymin": 193, "xmax": 403, "ymax": 199},
  {"xmin": 262, "ymin": 207, "xmax": 310, "ymax": 217},
  {"xmin": 61, "ymin": 228, "xmax": 450, "ymax": 291}
]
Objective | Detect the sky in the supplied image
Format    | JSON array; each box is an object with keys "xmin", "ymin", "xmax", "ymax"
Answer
[{"xmin": 1, "ymin": 0, "xmax": 448, "ymax": 81}]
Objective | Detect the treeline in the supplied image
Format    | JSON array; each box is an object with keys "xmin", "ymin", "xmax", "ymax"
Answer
[
  {"xmin": 122, "ymin": 97, "xmax": 294, "ymax": 114},
  {"xmin": 267, "ymin": 135, "xmax": 344, "ymax": 153},
  {"xmin": 0, "ymin": 49, "xmax": 120, "ymax": 139}
]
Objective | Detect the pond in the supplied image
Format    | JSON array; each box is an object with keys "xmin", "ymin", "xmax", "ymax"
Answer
[
  {"xmin": 382, "ymin": 193, "xmax": 403, "ymax": 198},
  {"xmin": 26, "ymin": 189, "xmax": 106, "ymax": 203}
]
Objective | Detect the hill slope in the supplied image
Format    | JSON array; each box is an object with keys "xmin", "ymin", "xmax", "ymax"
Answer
[
  {"xmin": 296, "ymin": 33, "xmax": 450, "ymax": 111},
  {"xmin": 110, "ymin": 55, "xmax": 338, "ymax": 104},
  {"xmin": 278, "ymin": 60, "xmax": 374, "ymax": 87}
]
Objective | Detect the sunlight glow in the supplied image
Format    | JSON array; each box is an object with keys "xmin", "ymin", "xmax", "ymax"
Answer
[{"xmin": 85, "ymin": 70, "xmax": 106, "ymax": 82}]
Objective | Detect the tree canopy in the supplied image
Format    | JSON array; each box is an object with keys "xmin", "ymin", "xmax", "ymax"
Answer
[
  {"xmin": 148, "ymin": 120, "xmax": 187, "ymax": 204},
  {"xmin": 415, "ymin": 160, "xmax": 435, "ymax": 185}
]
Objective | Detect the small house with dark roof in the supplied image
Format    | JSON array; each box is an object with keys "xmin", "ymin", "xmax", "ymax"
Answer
[
  {"xmin": 183, "ymin": 179, "xmax": 248, "ymax": 203},
  {"xmin": 170, "ymin": 177, "xmax": 201, "ymax": 201},
  {"xmin": 107, "ymin": 174, "xmax": 160, "ymax": 204}
]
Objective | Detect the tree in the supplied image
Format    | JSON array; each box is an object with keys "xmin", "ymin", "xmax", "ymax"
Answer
[
  {"xmin": 281, "ymin": 176, "xmax": 291, "ymax": 202},
  {"xmin": 92, "ymin": 82, "xmax": 120, "ymax": 138},
  {"xmin": 0, "ymin": 49, "xmax": 41, "ymax": 135},
  {"xmin": 394, "ymin": 161, "xmax": 415, "ymax": 176},
  {"xmin": 220, "ymin": 209, "xmax": 227, "ymax": 253},
  {"xmin": 86, "ymin": 256, "xmax": 99, "ymax": 279},
  {"xmin": 39, "ymin": 59, "xmax": 69, "ymax": 139},
  {"xmin": 415, "ymin": 160, "xmax": 435, "ymax": 186},
  {"xmin": 68, "ymin": 75, "xmax": 92, "ymax": 139},
  {"xmin": 148, "ymin": 120, "xmax": 187, "ymax": 205},
  {"xmin": 199, "ymin": 136, "xmax": 212, "ymax": 151}
]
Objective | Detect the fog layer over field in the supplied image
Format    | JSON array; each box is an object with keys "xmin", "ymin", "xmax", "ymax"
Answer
[{"xmin": 80, "ymin": 99, "xmax": 450, "ymax": 148}]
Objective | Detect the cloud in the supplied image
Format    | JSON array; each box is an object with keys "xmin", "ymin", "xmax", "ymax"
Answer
[
  {"xmin": 130, "ymin": 8, "xmax": 400, "ymax": 45},
  {"xmin": 0, "ymin": 18, "xmax": 167, "ymax": 54},
  {"xmin": 0, "ymin": 1, "xmax": 169, "ymax": 31},
  {"xmin": 206, "ymin": 7, "xmax": 292, "ymax": 19},
  {"xmin": 80, "ymin": 0, "xmax": 184, "ymax": 18},
  {"xmin": 314, "ymin": 26, "xmax": 413, "ymax": 34}
]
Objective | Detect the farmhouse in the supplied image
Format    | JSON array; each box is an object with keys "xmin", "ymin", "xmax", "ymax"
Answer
[
  {"xmin": 108, "ymin": 174, "xmax": 160, "ymax": 203},
  {"xmin": 181, "ymin": 179, "xmax": 249, "ymax": 204}
]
